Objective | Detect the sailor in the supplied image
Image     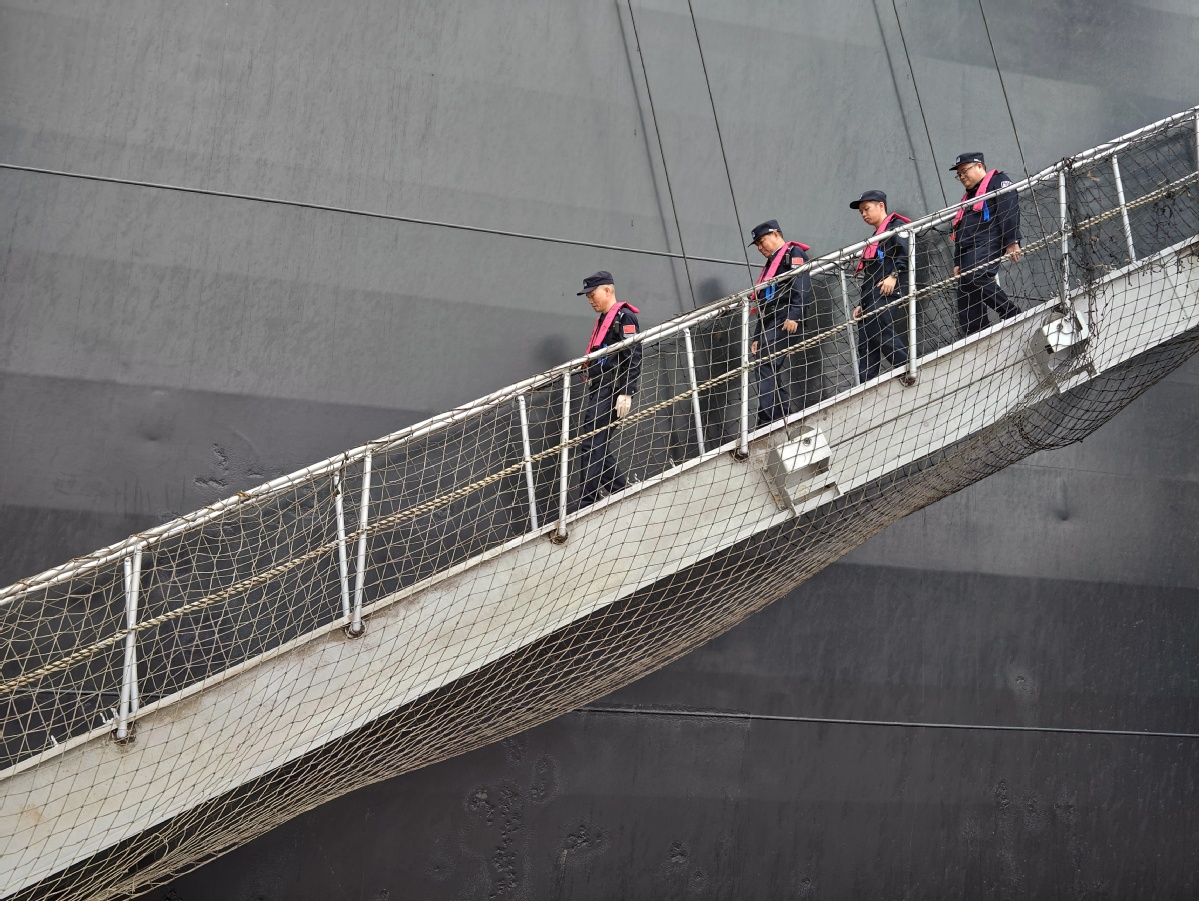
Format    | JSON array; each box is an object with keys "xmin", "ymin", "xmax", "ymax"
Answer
[
  {"xmin": 748, "ymin": 219, "xmax": 812, "ymax": 426},
  {"xmin": 949, "ymin": 152, "xmax": 1023, "ymax": 336},
  {"xmin": 850, "ymin": 190, "xmax": 913, "ymax": 384},
  {"xmin": 575, "ymin": 270, "xmax": 642, "ymax": 509}
]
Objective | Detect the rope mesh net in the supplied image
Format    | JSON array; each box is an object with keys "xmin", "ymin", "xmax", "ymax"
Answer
[{"xmin": 2, "ymin": 108, "xmax": 1199, "ymax": 900}]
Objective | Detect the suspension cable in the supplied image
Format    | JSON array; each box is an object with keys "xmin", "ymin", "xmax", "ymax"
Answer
[
  {"xmin": 0, "ymin": 162, "xmax": 746, "ymax": 267},
  {"xmin": 626, "ymin": 0, "xmax": 699, "ymax": 308},
  {"xmin": 891, "ymin": 0, "xmax": 947, "ymax": 207},
  {"xmin": 977, "ymin": 0, "xmax": 1052, "ymax": 240},
  {"xmin": 686, "ymin": 0, "xmax": 755, "ymax": 285}
]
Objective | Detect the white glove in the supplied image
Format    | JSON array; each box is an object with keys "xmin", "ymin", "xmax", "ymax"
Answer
[{"xmin": 615, "ymin": 394, "xmax": 632, "ymax": 418}]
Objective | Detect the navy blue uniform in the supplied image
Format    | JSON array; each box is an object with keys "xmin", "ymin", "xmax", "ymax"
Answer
[
  {"xmin": 578, "ymin": 305, "xmax": 641, "ymax": 508},
  {"xmin": 753, "ymin": 245, "xmax": 811, "ymax": 425},
  {"xmin": 857, "ymin": 228, "xmax": 910, "ymax": 382},
  {"xmin": 954, "ymin": 170, "xmax": 1023, "ymax": 335}
]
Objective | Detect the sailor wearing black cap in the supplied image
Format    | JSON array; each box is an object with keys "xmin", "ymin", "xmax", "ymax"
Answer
[
  {"xmin": 949, "ymin": 152, "xmax": 1023, "ymax": 336},
  {"xmin": 575, "ymin": 271, "xmax": 642, "ymax": 509},
  {"xmin": 850, "ymin": 190, "xmax": 911, "ymax": 383},
  {"xmin": 748, "ymin": 219, "xmax": 812, "ymax": 425}
]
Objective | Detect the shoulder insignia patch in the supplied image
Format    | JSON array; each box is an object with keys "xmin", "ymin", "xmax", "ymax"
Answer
[
  {"xmin": 1000, "ymin": 180, "xmax": 1012, "ymax": 188},
  {"xmin": 623, "ymin": 324, "xmax": 637, "ymax": 334}
]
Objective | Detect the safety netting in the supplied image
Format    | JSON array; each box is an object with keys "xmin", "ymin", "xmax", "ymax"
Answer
[{"xmin": 2, "ymin": 107, "xmax": 1199, "ymax": 900}]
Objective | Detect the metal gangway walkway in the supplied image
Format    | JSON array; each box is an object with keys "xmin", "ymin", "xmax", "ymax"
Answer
[{"xmin": 3, "ymin": 107, "xmax": 1199, "ymax": 901}]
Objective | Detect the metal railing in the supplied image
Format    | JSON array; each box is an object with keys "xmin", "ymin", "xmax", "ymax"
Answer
[{"xmin": 1, "ymin": 105, "xmax": 1197, "ymax": 773}]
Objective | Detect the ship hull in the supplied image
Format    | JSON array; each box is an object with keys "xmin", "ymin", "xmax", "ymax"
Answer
[{"xmin": 1, "ymin": 0, "xmax": 1198, "ymax": 897}]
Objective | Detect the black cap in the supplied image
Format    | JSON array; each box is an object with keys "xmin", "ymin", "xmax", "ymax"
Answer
[
  {"xmin": 950, "ymin": 152, "xmax": 985, "ymax": 170},
  {"xmin": 850, "ymin": 189, "xmax": 887, "ymax": 210},
  {"xmin": 577, "ymin": 270, "xmax": 615, "ymax": 295},
  {"xmin": 748, "ymin": 219, "xmax": 781, "ymax": 245}
]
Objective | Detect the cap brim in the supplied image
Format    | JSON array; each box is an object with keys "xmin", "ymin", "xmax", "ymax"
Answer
[
  {"xmin": 577, "ymin": 283, "xmax": 613, "ymax": 295},
  {"xmin": 849, "ymin": 200, "xmax": 863, "ymax": 209}
]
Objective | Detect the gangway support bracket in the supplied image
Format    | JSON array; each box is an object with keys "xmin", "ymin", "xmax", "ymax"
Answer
[
  {"xmin": 1028, "ymin": 305, "xmax": 1095, "ymax": 390},
  {"xmin": 765, "ymin": 426, "xmax": 840, "ymax": 514}
]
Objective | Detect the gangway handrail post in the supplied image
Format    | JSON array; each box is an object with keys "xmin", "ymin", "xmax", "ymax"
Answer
[
  {"xmin": 115, "ymin": 546, "xmax": 142, "ymax": 741},
  {"xmin": 349, "ymin": 452, "xmax": 371, "ymax": 637},
  {"xmin": 1111, "ymin": 154, "xmax": 1137, "ymax": 263},
  {"xmin": 517, "ymin": 396, "xmax": 540, "ymax": 530},
  {"xmin": 840, "ymin": 269, "xmax": 860, "ymax": 386},
  {"xmin": 905, "ymin": 229, "xmax": 918, "ymax": 383},
  {"xmin": 554, "ymin": 372, "xmax": 571, "ymax": 542},
  {"xmin": 1059, "ymin": 169, "xmax": 1071, "ymax": 305},
  {"xmin": 682, "ymin": 328, "xmax": 706, "ymax": 456},
  {"xmin": 334, "ymin": 465, "xmax": 352, "ymax": 623},
  {"xmin": 737, "ymin": 298, "xmax": 750, "ymax": 457}
]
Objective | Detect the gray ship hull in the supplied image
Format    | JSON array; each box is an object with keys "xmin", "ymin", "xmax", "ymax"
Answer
[{"xmin": 1, "ymin": 0, "xmax": 1197, "ymax": 897}]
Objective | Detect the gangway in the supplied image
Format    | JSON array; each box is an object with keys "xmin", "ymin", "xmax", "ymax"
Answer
[{"xmin": 2, "ymin": 108, "xmax": 1198, "ymax": 901}]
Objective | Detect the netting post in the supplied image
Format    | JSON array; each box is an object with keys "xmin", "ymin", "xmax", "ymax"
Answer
[
  {"xmin": 905, "ymin": 229, "xmax": 918, "ymax": 385},
  {"xmin": 348, "ymin": 452, "xmax": 371, "ymax": 637},
  {"xmin": 1111, "ymin": 154, "xmax": 1137, "ymax": 263},
  {"xmin": 114, "ymin": 547, "xmax": 142, "ymax": 742},
  {"xmin": 334, "ymin": 465, "xmax": 352, "ymax": 623},
  {"xmin": 840, "ymin": 269, "xmax": 860, "ymax": 386},
  {"xmin": 737, "ymin": 298, "xmax": 750, "ymax": 458},
  {"xmin": 682, "ymin": 327, "xmax": 706, "ymax": 455},
  {"xmin": 553, "ymin": 372, "xmax": 571, "ymax": 543},
  {"xmin": 517, "ymin": 395, "xmax": 540, "ymax": 530},
  {"xmin": 1058, "ymin": 169, "xmax": 1071, "ymax": 305}
]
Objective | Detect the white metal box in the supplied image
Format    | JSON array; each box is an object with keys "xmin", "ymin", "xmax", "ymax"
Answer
[{"xmin": 765, "ymin": 426, "xmax": 839, "ymax": 512}]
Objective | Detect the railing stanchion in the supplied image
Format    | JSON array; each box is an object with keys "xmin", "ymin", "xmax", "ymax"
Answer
[
  {"xmin": 349, "ymin": 452, "xmax": 371, "ymax": 636},
  {"xmin": 1112, "ymin": 154, "xmax": 1136, "ymax": 263},
  {"xmin": 115, "ymin": 547, "xmax": 142, "ymax": 741},
  {"xmin": 683, "ymin": 328, "xmax": 706, "ymax": 456},
  {"xmin": 1059, "ymin": 169, "xmax": 1071, "ymax": 305},
  {"xmin": 334, "ymin": 466, "xmax": 351, "ymax": 623},
  {"xmin": 840, "ymin": 269, "xmax": 860, "ymax": 386},
  {"xmin": 906, "ymin": 230, "xmax": 918, "ymax": 383},
  {"xmin": 554, "ymin": 372, "xmax": 571, "ymax": 542},
  {"xmin": 517, "ymin": 395, "xmax": 540, "ymax": 530},
  {"xmin": 737, "ymin": 298, "xmax": 751, "ymax": 457}
]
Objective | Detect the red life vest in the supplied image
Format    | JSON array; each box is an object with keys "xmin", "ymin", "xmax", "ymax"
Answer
[
  {"xmin": 755, "ymin": 241, "xmax": 811, "ymax": 286},
  {"xmin": 585, "ymin": 300, "xmax": 640, "ymax": 356},
  {"xmin": 855, "ymin": 213, "xmax": 912, "ymax": 272},
  {"xmin": 751, "ymin": 241, "xmax": 810, "ymax": 313},
  {"xmin": 951, "ymin": 169, "xmax": 998, "ymax": 240}
]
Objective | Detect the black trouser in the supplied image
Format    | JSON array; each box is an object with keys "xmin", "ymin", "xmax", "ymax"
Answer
[
  {"xmin": 957, "ymin": 265, "xmax": 1021, "ymax": 336},
  {"xmin": 578, "ymin": 383, "xmax": 626, "ymax": 508},
  {"xmin": 755, "ymin": 324, "xmax": 792, "ymax": 425},
  {"xmin": 856, "ymin": 294, "xmax": 909, "ymax": 382}
]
